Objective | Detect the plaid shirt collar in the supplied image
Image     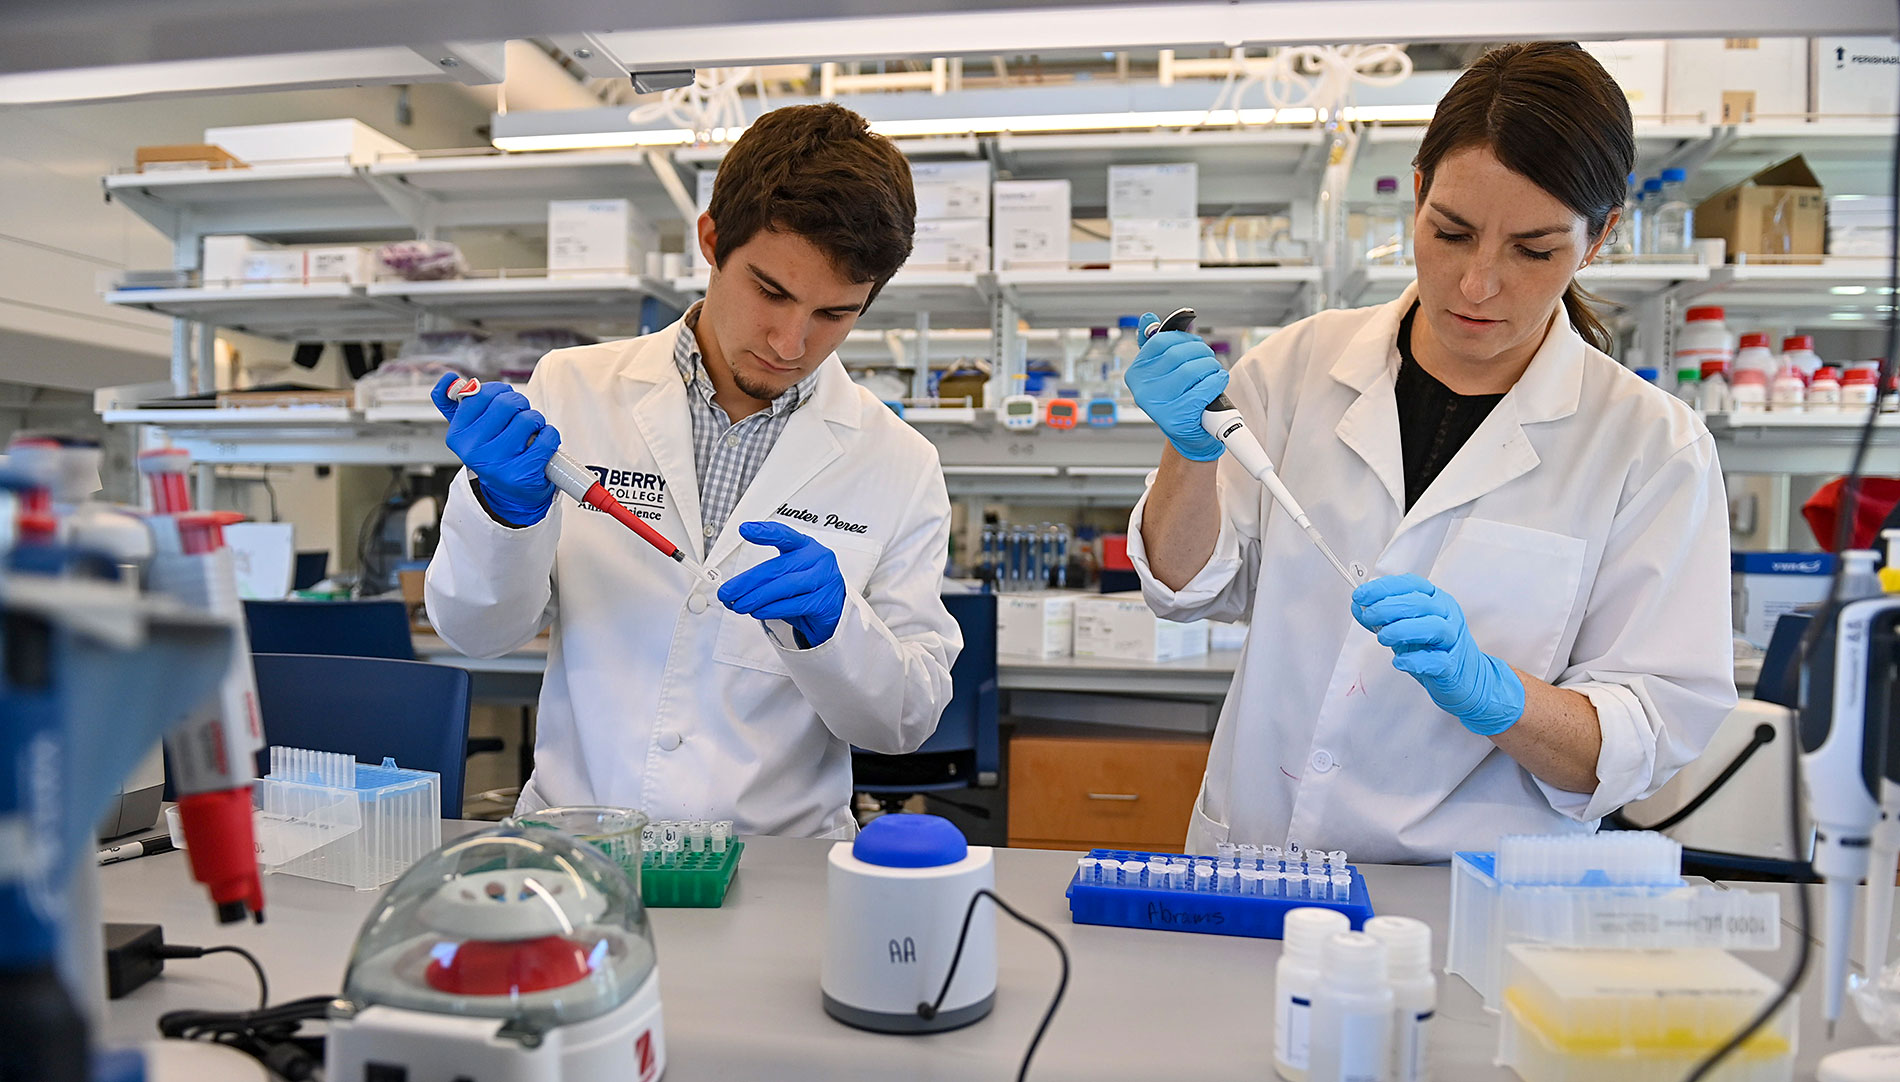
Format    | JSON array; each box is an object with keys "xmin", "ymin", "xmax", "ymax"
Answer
[{"xmin": 675, "ymin": 301, "xmax": 821, "ymax": 419}]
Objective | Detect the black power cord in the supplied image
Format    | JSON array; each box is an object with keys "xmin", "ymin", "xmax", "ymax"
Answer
[
  {"xmin": 918, "ymin": 888, "xmax": 1070, "ymax": 1082},
  {"xmin": 1684, "ymin": 11, "xmax": 1900, "ymax": 1075},
  {"xmin": 1610, "ymin": 724, "xmax": 1776, "ymax": 833},
  {"xmin": 154, "ymin": 943, "xmax": 269, "ymax": 1008},
  {"xmin": 158, "ymin": 996, "xmax": 332, "ymax": 1082}
]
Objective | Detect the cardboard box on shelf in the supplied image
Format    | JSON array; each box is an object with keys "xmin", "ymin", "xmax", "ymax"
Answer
[
  {"xmin": 1665, "ymin": 38, "xmax": 1809, "ymax": 123},
  {"xmin": 203, "ymin": 118, "xmax": 411, "ymax": 166},
  {"xmin": 547, "ymin": 198, "xmax": 658, "ymax": 277},
  {"xmin": 910, "ymin": 161, "xmax": 992, "ymax": 220},
  {"xmin": 1813, "ymin": 37, "xmax": 1900, "ymax": 118},
  {"xmin": 1074, "ymin": 592, "xmax": 1209, "ymax": 663},
  {"xmin": 1108, "ymin": 163, "xmax": 1198, "ymax": 220},
  {"xmin": 305, "ymin": 246, "xmax": 376, "ymax": 285},
  {"xmin": 910, "ymin": 218, "xmax": 990, "ymax": 271},
  {"xmin": 202, "ymin": 235, "xmax": 278, "ymax": 288},
  {"xmin": 993, "ymin": 180, "xmax": 1072, "ymax": 271},
  {"xmin": 997, "ymin": 591, "xmax": 1081, "ymax": 659},
  {"xmin": 1581, "ymin": 40, "xmax": 1668, "ymax": 117},
  {"xmin": 1111, "ymin": 218, "xmax": 1198, "ymax": 270},
  {"xmin": 135, "ymin": 144, "xmax": 246, "ymax": 172},
  {"xmin": 1694, "ymin": 156, "xmax": 1825, "ymax": 264}
]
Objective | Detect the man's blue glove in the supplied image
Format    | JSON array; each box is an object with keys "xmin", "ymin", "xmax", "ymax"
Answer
[
  {"xmin": 717, "ymin": 520, "xmax": 848, "ymax": 648},
  {"xmin": 1124, "ymin": 311, "xmax": 1230, "ymax": 461},
  {"xmin": 432, "ymin": 372, "xmax": 560, "ymax": 527},
  {"xmin": 1350, "ymin": 573, "xmax": 1526, "ymax": 736}
]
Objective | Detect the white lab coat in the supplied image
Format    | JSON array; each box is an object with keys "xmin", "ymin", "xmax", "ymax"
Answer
[
  {"xmin": 426, "ymin": 321, "xmax": 962, "ymax": 839},
  {"xmin": 1130, "ymin": 284, "xmax": 1736, "ymax": 864}
]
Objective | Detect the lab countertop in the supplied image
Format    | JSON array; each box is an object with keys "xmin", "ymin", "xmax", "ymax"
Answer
[{"xmin": 101, "ymin": 831, "xmax": 1875, "ymax": 1079}]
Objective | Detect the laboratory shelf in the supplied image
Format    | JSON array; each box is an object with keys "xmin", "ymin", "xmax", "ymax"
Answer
[
  {"xmin": 364, "ymin": 272, "xmax": 692, "ymax": 327},
  {"xmin": 365, "ymin": 149, "xmax": 689, "ymax": 220},
  {"xmin": 670, "ymin": 268, "xmax": 994, "ymax": 328},
  {"xmin": 1692, "ymin": 258, "xmax": 1897, "ymax": 323},
  {"xmin": 104, "ymin": 282, "xmax": 413, "ymax": 340},
  {"xmin": 1706, "ymin": 411, "xmax": 1900, "ymax": 474},
  {"xmin": 1343, "ymin": 261, "xmax": 1711, "ymax": 310},
  {"xmin": 98, "ymin": 405, "xmax": 359, "ymax": 426},
  {"xmin": 675, "ymin": 135, "xmax": 983, "ymax": 165},
  {"xmin": 998, "ymin": 266, "xmax": 1320, "ymax": 328},
  {"xmin": 993, "ymin": 127, "xmax": 1329, "ymax": 210}
]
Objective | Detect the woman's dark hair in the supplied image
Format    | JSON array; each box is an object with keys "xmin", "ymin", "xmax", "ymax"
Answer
[
  {"xmin": 709, "ymin": 103, "xmax": 916, "ymax": 311},
  {"xmin": 1414, "ymin": 41, "xmax": 1635, "ymax": 353}
]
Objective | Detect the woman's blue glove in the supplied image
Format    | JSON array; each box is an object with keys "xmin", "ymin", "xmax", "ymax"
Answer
[
  {"xmin": 1124, "ymin": 312, "xmax": 1229, "ymax": 461},
  {"xmin": 1350, "ymin": 573, "xmax": 1526, "ymax": 736},
  {"xmin": 718, "ymin": 521, "xmax": 848, "ymax": 648},
  {"xmin": 432, "ymin": 373, "xmax": 560, "ymax": 526}
]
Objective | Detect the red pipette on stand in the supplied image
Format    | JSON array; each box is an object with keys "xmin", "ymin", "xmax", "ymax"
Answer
[{"xmin": 445, "ymin": 377, "xmax": 714, "ymax": 584}]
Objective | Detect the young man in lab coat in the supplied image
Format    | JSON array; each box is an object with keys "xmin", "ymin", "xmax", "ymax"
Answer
[{"xmin": 425, "ymin": 104, "xmax": 962, "ymax": 839}]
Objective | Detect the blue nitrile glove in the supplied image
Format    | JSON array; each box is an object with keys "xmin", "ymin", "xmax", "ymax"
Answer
[
  {"xmin": 1125, "ymin": 311, "xmax": 1230, "ymax": 461},
  {"xmin": 431, "ymin": 372, "xmax": 560, "ymax": 527},
  {"xmin": 718, "ymin": 521, "xmax": 848, "ymax": 648},
  {"xmin": 1350, "ymin": 573, "xmax": 1526, "ymax": 736}
]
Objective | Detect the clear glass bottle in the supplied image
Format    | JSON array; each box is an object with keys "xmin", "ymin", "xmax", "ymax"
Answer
[
  {"xmin": 1608, "ymin": 172, "xmax": 1639, "ymax": 259},
  {"xmin": 1110, "ymin": 315, "xmax": 1141, "ymax": 402},
  {"xmin": 1650, "ymin": 167, "xmax": 1694, "ymax": 257},
  {"xmin": 1364, "ymin": 177, "xmax": 1407, "ymax": 266},
  {"xmin": 1638, "ymin": 177, "xmax": 1664, "ymax": 256},
  {"xmin": 1077, "ymin": 327, "xmax": 1112, "ymax": 400}
]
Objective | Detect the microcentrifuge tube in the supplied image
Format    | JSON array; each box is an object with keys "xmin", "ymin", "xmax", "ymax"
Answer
[
  {"xmin": 640, "ymin": 825, "xmax": 660, "ymax": 853},
  {"xmin": 1122, "ymin": 859, "xmax": 1146, "ymax": 885},
  {"xmin": 1286, "ymin": 841, "xmax": 1304, "ymax": 862},
  {"xmin": 1216, "ymin": 842, "xmax": 1238, "ymax": 859},
  {"xmin": 1263, "ymin": 844, "xmax": 1283, "ymax": 862},
  {"xmin": 1239, "ymin": 867, "xmax": 1265, "ymax": 895},
  {"xmin": 711, "ymin": 820, "xmax": 733, "ymax": 853},
  {"xmin": 1216, "ymin": 866, "xmax": 1240, "ymax": 893},
  {"xmin": 688, "ymin": 820, "xmax": 708, "ymax": 852},
  {"xmin": 1193, "ymin": 864, "xmax": 1214, "ymax": 891}
]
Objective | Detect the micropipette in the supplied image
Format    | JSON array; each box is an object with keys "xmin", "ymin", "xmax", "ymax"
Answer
[
  {"xmin": 1143, "ymin": 307, "xmax": 1363, "ymax": 589},
  {"xmin": 445, "ymin": 377, "xmax": 716, "ymax": 586}
]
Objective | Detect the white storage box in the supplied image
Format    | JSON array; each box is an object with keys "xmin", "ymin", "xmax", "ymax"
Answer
[
  {"xmin": 997, "ymin": 591, "xmax": 1080, "ymax": 659},
  {"xmin": 1731, "ymin": 551, "xmax": 1834, "ymax": 649},
  {"xmin": 1074, "ymin": 592, "xmax": 1209, "ymax": 662},
  {"xmin": 910, "ymin": 161, "xmax": 992, "ymax": 220},
  {"xmin": 203, "ymin": 118, "xmax": 410, "ymax": 167},
  {"xmin": 1209, "ymin": 621, "xmax": 1249, "ymax": 652},
  {"xmin": 1665, "ymin": 39, "xmax": 1810, "ymax": 123},
  {"xmin": 1582, "ymin": 40, "xmax": 1668, "ymax": 116},
  {"xmin": 548, "ymin": 198, "xmax": 658, "ymax": 277},
  {"xmin": 1813, "ymin": 37, "xmax": 1900, "ymax": 118},
  {"xmin": 1111, "ymin": 219, "xmax": 1199, "ymax": 270},
  {"xmin": 1108, "ymin": 163, "xmax": 1198, "ymax": 220},
  {"xmin": 993, "ymin": 180, "xmax": 1071, "ymax": 270},
  {"xmin": 202, "ymin": 235, "xmax": 277, "ymax": 288},
  {"xmin": 241, "ymin": 250, "xmax": 306, "ymax": 288},
  {"xmin": 910, "ymin": 218, "xmax": 990, "ymax": 271},
  {"xmin": 305, "ymin": 246, "xmax": 376, "ymax": 285}
]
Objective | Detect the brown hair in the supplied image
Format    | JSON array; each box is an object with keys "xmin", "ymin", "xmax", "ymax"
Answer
[
  {"xmin": 708, "ymin": 103, "xmax": 916, "ymax": 310},
  {"xmin": 1414, "ymin": 42, "xmax": 1635, "ymax": 353}
]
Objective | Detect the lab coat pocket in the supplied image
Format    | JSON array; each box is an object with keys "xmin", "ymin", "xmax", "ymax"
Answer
[
  {"xmin": 713, "ymin": 612, "xmax": 795, "ymax": 677},
  {"xmin": 1427, "ymin": 517, "xmax": 1587, "ymax": 681},
  {"xmin": 1185, "ymin": 782, "xmax": 1231, "ymax": 855}
]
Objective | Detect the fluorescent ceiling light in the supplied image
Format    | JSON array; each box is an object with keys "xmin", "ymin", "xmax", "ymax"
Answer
[
  {"xmin": 1833, "ymin": 285, "xmax": 1871, "ymax": 295},
  {"xmin": 492, "ymin": 128, "xmax": 699, "ymax": 151},
  {"xmin": 1338, "ymin": 104, "xmax": 1437, "ymax": 123}
]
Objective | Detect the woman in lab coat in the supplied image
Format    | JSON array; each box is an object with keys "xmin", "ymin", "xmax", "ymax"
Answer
[{"xmin": 1126, "ymin": 42, "xmax": 1736, "ymax": 864}]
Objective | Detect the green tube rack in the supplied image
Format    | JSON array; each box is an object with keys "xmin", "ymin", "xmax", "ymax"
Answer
[{"xmin": 634, "ymin": 840, "xmax": 744, "ymax": 907}]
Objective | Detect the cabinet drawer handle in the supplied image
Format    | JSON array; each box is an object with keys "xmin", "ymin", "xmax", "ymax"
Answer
[{"xmin": 1086, "ymin": 792, "xmax": 1140, "ymax": 801}]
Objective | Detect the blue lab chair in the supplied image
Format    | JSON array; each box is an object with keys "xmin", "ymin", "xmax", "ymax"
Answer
[
  {"xmin": 852, "ymin": 592, "xmax": 999, "ymax": 810},
  {"xmin": 250, "ymin": 652, "xmax": 471, "ymax": 819},
  {"xmin": 243, "ymin": 598, "xmax": 416, "ymax": 660}
]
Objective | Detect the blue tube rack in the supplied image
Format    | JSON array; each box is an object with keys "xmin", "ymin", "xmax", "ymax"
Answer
[{"xmin": 1065, "ymin": 849, "xmax": 1374, "ymax": 939}]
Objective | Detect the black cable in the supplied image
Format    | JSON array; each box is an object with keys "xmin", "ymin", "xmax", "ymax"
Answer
[
  {"xmin": 918, "ymin": 888, "xmax": 1069, "ymax": 1082},
  {"xmin": 153, "ymin": 943, "xmax": 268, "ymax": 1008},
  {"xmin": 1684, "ymin": 14, "xmax": 1900, "ymax": 1075},
  {"xmin": 158, "ymin": 994, "xmax": 331, "ymax": 1082},
  {"xmin": 1612, "ymin": 724, "xmax": 1775, "ymax": 833}
]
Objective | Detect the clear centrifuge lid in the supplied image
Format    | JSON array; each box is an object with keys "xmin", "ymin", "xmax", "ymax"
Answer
[{"xmin": 338, "ymin": 825, "xmax": 656, "ymax": 1029}]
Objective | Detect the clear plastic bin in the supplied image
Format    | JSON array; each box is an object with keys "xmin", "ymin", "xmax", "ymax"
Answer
[
  {"xmin": 1499, "ymin": 945, "xmax": 1795, "ymax": 1082},
  {"xmin": 255, "ymin": 746, "xmax": 440, "ymax": 890}
]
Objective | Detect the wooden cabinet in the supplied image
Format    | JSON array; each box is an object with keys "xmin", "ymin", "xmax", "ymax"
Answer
[{"xmin": 1007, "ymin": 728, "xmax": 1210, "ymax": 852}]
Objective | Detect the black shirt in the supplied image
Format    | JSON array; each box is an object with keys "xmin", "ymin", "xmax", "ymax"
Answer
[{"xmin": 1395, "ymin": 303, "xmax": 1506, "ymax": 512}]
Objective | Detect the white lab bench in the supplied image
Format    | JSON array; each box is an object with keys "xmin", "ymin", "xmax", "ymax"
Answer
[{"xmin": 99, "ymin": 829, "xmax": 1876, "ymax": 1079}]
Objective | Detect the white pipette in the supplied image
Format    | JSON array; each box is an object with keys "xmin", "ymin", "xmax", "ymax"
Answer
[{"xmin": 1143, "ymin": 308, "xmax": 1363, "ymax": 589}]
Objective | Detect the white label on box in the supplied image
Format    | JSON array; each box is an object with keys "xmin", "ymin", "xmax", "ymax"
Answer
[
  {"xmin": 202, "ymin": 235, "xmax": 274, "ymax": 288},
  {"xmin": 1665, "ymin": 38, "xmax": 1809, "ymax": 123},
  {"xmin": 240, "ymin": 250, "xmax": 304, "ymax": 287},
  {"xmin": 997, "ymin": 593, "xmax": 1077, "ymax": 659},
  {"xmin": 911, "ymin": 218, "xmax": 990, "ymax": 270},
  {"xmin": 1813, "ymin": 37, "xmax": 1900, "ymax": 118},
  {"xmin": 1109, "ymin": 163, "xmax": 1198, "ymax": 220},
  {"xmin": 993, "ymin": 180, "xmax": 1071, "ymax": 270},
  {"xmin": 1111, "ymin": 219, "xmax": 1199, "ymax": 269},
  {"xmin": 1074, "ymin": 594, "xmax": 1209, "ymax": 661},
  {"xmin": 548, "ymin": 198, "xmax": 654, "ymax": 276},
  {"xmin": 305, "ymin": 247, "xmax": 372, "ymax": 285},
  {"xmin": 911, "ymin": 161, "xmax": 992, "ymax": 219}
]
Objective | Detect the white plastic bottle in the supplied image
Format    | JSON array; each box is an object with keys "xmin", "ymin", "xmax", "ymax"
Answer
[
  {"xmin": 1885, "ymin": 374, "xmax": 1900, "ymax": 414},
  {"xmin": 1674, "ymin": 366, "xmax": 1700, "ymax": 407},
  {"xmin": 1781, "ymin": 335, "xmax": 1823, "ymax": 380},
  {"xmin": 1810, "ymin": 367, "xmax": 1843, "ymax": 414},
  {"xmin": 1673, "ymin": 307, "xmax": 1734, "ymax": 383},
  {"xmin": 1366, "ymin": 916, "xmax": 1436, "ymax": 1082},
  {"xmin": 1732, "ymin": 333, "xmax": 1778, "ymax": 380},
  {"xmin": 1109, "ymin": 316, "xmax": 1141, "ymax": 402},
  {"xmin": 1650, "ymin": 167, "xmax": 1693, "ymax": 257},
  {"xmin": 1365, "ymin": 177, "xmax": 1407, "ymax": 266},
  {"xmin": 1699, "ymin": 362, "xmax": 1731, "ymax": 413},
  {"xmin": 1308, "ymin": 931, "xmax": 1396, "ymax": 1082},
  {"xmin": 1730, "ymin": 369, "xmax": 1769, "ymax": 413},
  {"xmin": 1843, "ymin": 367, "xmax": 1881, "ymax": 412},
  {"xmin": 1771, "ymin": 364, "xmax": 1807, "ymax": 413},
  {"xmin": 1276, "ymin": 907, "xmax": 1352, "ymax": 1081}
]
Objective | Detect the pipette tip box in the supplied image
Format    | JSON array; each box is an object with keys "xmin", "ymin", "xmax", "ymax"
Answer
[{"xmin": 1065, "ymin": 848, "xmax": 1373, "ymax": 939}]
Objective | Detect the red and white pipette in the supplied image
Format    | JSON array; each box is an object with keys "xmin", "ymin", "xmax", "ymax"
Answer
[{"xmin": 445, "ymin": 377, "xmax": 714, "ymax": 585}]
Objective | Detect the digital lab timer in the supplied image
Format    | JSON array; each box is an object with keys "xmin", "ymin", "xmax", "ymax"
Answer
[
  {"xmin": 1044, "ymin": 398, "xmax": 1079, "ymax": 429},
  {"xmin": 1085, "ymin": 398, "xmax": 1119, "ymax": 427},
  {"xmin": 1000, "ymin": 394, "xmax": 1041, "ymax": 430}
]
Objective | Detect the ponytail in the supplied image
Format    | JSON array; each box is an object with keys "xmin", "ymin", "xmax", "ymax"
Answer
[{"xmin": 1562, "ymin": 280, "xmax": 1613, "ymax": 355}]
